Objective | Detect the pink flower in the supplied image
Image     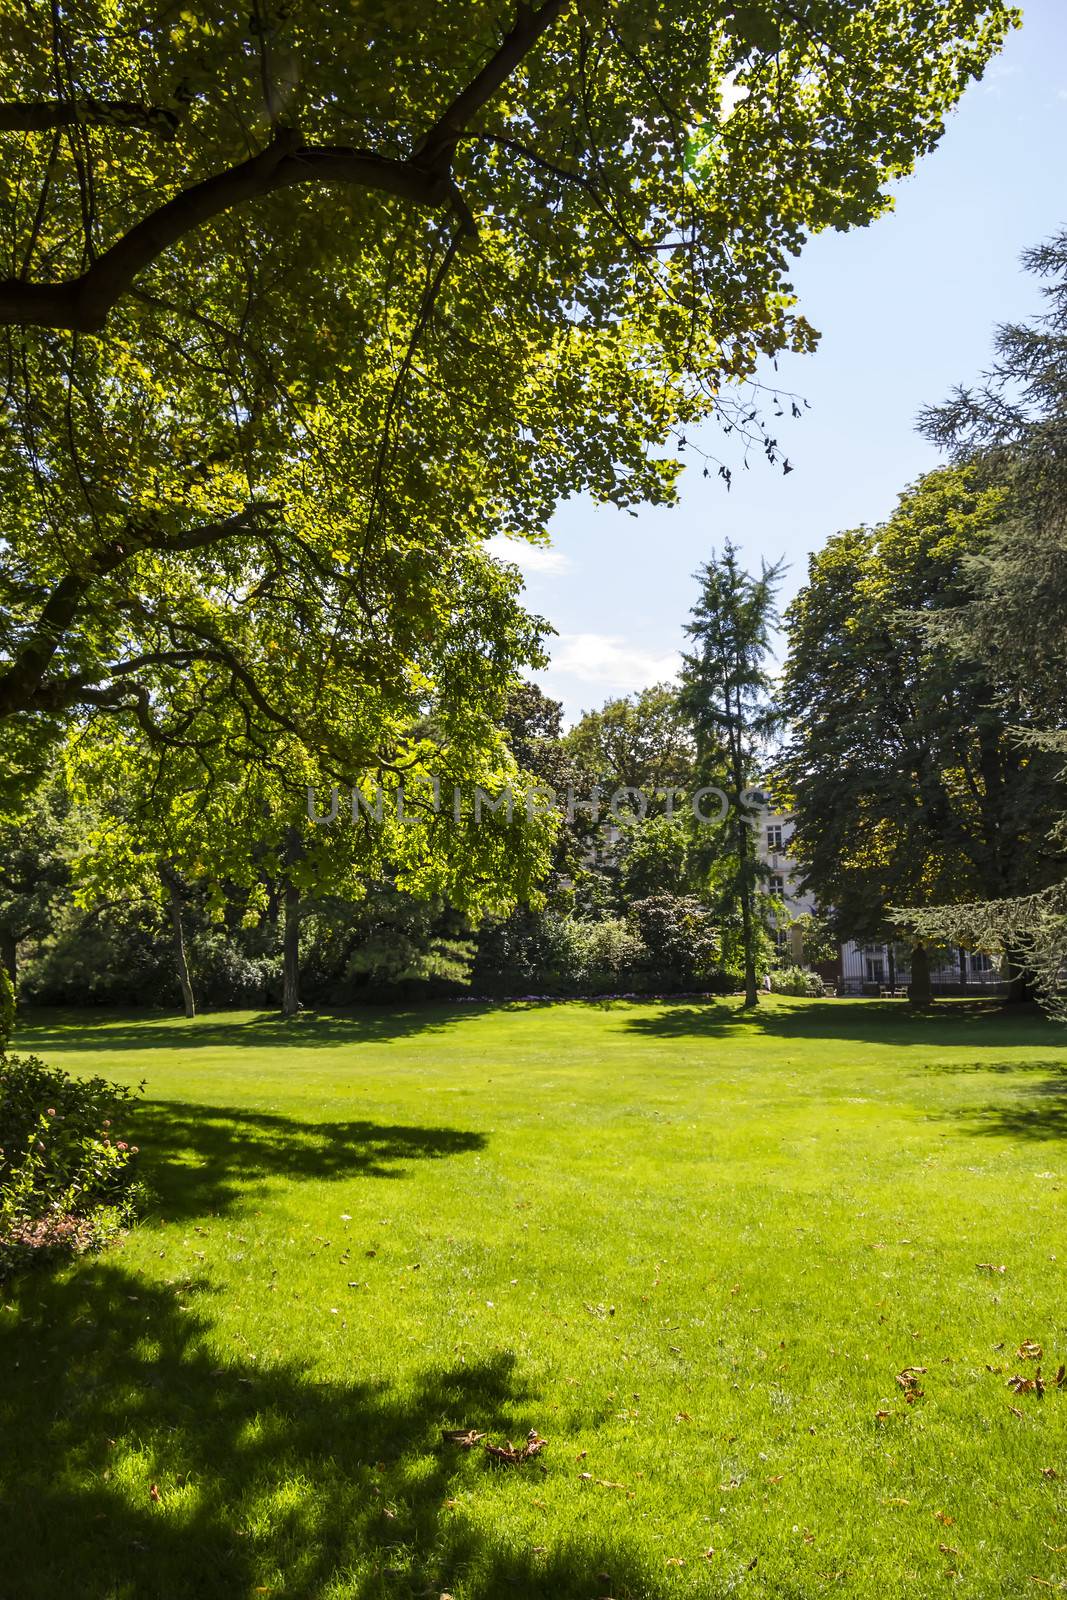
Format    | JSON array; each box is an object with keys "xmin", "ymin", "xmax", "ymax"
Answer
[
  {"xmin": 116, "ymin": 1141, "xmax": 128, "ymax": 1151},
  {"xmin": 46, "ymin": 1108, "xmax": 56, "ymax": 1116}
]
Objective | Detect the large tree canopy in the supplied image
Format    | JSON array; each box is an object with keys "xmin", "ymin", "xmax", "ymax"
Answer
[
  {"xmin": 0, "ymin": 0, "xmax": 1016, "ymax": 798},
  {"xmin": 775, "ymin": 465, "xmax": 1064, "ymax": 998},
  {"xmin": 0, "ymin": 0, "xmax": 1017, "ymax": 333},
  {"xmin": 890, "ymin": 232, "xmax": 1067, "ymax": 1011}
]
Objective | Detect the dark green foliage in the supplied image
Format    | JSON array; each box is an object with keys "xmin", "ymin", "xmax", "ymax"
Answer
[
  {"xmin": 776, "ymin": 468, "xmax": 1063, "ymax": 966},
  {"xmin": 626, "ymin": 894, "xmax": 721, "ymax": 992},
  {"xmin": 0, "ymin": 1054, "xmax": 143, "ymax": 1278},
  {"xmin": 0, "ymin": 962, "xmax": 13, "ymax": 1051},
  {"xmin": 679, "ymin": 542, "xmax": 783, "ymax": 1007}
]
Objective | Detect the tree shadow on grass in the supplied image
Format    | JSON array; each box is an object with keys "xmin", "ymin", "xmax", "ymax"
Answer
[
  {"xmin": 121, "ymin": 1099, "xmax": 488, "ymax": 1219},
  {"xmin": 930, "ymin": 1059, "xmax": 1067, "ymax": 1142},
  {"xmin": 15, "ymin": 1003, "xmax": 496, "ymax": 1056},
  {"xmin": 618, "ymin": 998, "xmax": 1061, "ymax": 1049},
  {"xmin": 0, "ymin": 1263, "xmax": 672, "ymax": 1600}
]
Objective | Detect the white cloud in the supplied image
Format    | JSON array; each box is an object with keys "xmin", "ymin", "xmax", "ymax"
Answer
[
  {"xmin": 483, "ymin": 535, "xmax": 571, "ymax": 575},
  {"xmin": 548, "ymin": 632, "xmax": 680, "ymax": 691}
]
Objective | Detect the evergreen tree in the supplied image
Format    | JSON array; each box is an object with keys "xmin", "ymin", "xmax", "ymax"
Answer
[{"xmin": 679, "ymin": 543, "xmax": 782, "ymax": 1007}]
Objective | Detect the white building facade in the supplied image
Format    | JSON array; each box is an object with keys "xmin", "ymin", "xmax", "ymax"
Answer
[{"xmin": 755, "ymin": 805, "xmax": 1005, "ymax": 995}]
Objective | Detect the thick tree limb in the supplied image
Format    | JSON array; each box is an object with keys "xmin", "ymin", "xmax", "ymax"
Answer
[
  {"xmin": 0, "ymin": 0, "xmax": 572, "ymax": 332},
  {"xmin": 0, "ymin": 508, "xmax": 273, "ymax": 715},
  {"xmin": 0, "ymin": 99, "xmax": 181, "ymax": 135}
]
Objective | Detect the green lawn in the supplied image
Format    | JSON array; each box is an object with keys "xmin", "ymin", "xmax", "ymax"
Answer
[{"xmin": 2, "ymin": 998, "xmax": 1066, "ymax": 1600}]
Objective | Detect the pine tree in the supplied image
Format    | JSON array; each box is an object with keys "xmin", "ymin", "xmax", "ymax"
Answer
[{"xmin": 679, "ymin": 543, "xmax": 782, "ymax": 1008}]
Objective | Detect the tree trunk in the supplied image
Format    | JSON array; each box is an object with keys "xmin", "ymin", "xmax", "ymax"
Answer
[
  {"xmin": 160, "ymin": 864, "xmax": 196, "ymax": 1018},
  {"xmin": 737, "ymin": 801, "xmax": 758, "ymax": 1009},
  {"xmin": 0, "ymin": 931, "xmax": 17, "ymax": 994},
  {"xmin": 908, "ymin": 942, "xmax": 932, "ymax": 1007},
  {"xmin": 888, "ymin": 943, "xmax": 896, "ymax": 993},
  {"xmin": 1002, "ymin": 946, "xmax": 1035, "ymax": 1005},
  {"xmin": 282, "ymin": 881, "xmax": 301, "ymax": 1017}
]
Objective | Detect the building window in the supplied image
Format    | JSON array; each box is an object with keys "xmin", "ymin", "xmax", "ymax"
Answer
[
  {"xmin": 767, "ymin": 873, "xmax": 784, "ymax": 896},
  {"xmin": 774, "ymin": 927, "xmax": 789, "ymax": 954},
  {"xmin": 766, "ymin": 825, "xmax": 783, "ymax": 851},
  {"xmin": 865, "ymin": 957, "xmax": 885, "ymax": 984}
]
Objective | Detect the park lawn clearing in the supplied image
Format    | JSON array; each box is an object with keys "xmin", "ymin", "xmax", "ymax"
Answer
[{"xmin": 1, "ymin": 996, "xmax": 1065, "ymax": 1599}]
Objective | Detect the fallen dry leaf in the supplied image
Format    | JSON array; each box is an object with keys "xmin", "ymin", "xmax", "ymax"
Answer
[
  {"xmin": 483, "ymin": 1429, "xmax": 547, "ymax": 1466},
  {"xmin": 896, "ymin": 1367, "xmax": 927, "ymax": 1403},
  {"xmin": 442, "ymin": 1429, "xmax": 486, "ymax": 1449},
  {"xmin": 1008, "ymin": 1370, "xmax": 1046, "ymax": 1397},
  {"xmin": 1018, "ymin": 1341, "xmax": 1044, "ymax": 1362}
]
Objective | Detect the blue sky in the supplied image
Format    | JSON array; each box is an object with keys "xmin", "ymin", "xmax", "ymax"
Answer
[{"xmin": 491, "ymin": 0, "xmax": 1067, "ymax": 724}]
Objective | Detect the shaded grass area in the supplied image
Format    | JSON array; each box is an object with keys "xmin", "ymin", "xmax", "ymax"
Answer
[{"xmin": 2, "ymin": 997, "xmax": 1066, "ymax": 1599}]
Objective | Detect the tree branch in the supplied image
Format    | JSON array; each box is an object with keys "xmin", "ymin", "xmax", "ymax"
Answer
[
  {"xmin": 0, "ymin": 99, "xmax": 181, "ymax": 135},
  {"xmin": 0, "ymin": 508, "xmax": 274, "ymax": 716},
  {"xmin": 0, "ymin": 0, "xmax": 573, "ymax": 332}
]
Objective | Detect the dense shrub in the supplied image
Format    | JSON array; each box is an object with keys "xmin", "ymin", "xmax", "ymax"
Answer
[
  {"xmin": 766, "ymin": 966, "xmax": 826, "ymax": 997},
  {"xmin": 627, "ymin": 894, "xmax": 721, "ymax": 992},
  {"xmin": 476, "ymin": 900, "xmax": 731, "ymax": 997},
  {"xmin": 0, "ymin": 1054, "xmax": 143, "ymax": 1278},
  {"xmin": 22, "ymin": 899, "xmax": 175, "ymax": 1007},
  {"xmin": 574, "ymin": 918, "xmax": 646, "ymax": 993},
  {"xmin": 0, "ymin": 963, "xmax": 13, "ymax": 1051},
  {"xmin": 190, "ymin": 930, "xmax": 280, "ymax": 1008}
]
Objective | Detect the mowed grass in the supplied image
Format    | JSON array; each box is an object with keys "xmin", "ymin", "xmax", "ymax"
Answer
[{"xmin": 2, "ymin": 998, "xmax": 1066, "ymax": 1600}]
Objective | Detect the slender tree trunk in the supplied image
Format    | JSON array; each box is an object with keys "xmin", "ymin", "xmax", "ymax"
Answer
[
  {"xmin": 732, "ymin": 719, "xmax": 758, "ymax": 1008},
  {"xmin": 908, "ymin": 942, "xmax": 932, "ymax": 1007},
  {"xmin": 0, "ymin": 931, "xmax": 17, "ymax": 994},
  {"xmin": 282, "ymin": 881, "xmax": 301, "ymax": 1017},
  {"xmin": 888, "ymin": 943, "xmax": 896, "ymax": 993},
  {"xmin": 738, "ymin": 819, "xmax": 757, "ymax": 1007},
  {"xmin": 160, "ymin": 863, "xmax": 196, "ymax": 1018}
]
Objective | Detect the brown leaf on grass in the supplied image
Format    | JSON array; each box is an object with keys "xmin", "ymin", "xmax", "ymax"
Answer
[
  {"xmin": 939, "ymin": 1544, "xmax": 960, "ymax": 1558},
  {"xmin": 1018, "ymin": 1341, "xmax": 1044, "ymax": 1361},
  {"xmin": 935, "ymin": 1511, "xmax": 955, "ymax": 1527},
  {"xmin": 896, "ymin": 1367, "xmax": 927, "ymax": 1402},
  {"xmin": 483, "ymin": 1429, "xmax": 547, "ymax": 1466},
  {"xmin": 976, "ymin": 1263, "xmax": 1006, "ymax": 1274},
  {"xmin": 1008, "ymin": 1370, "xmax": 1046, "ymax": 1397},
  {"xmin": 1041, "ymin": 1467, "xmax": 1059, "ymax": 1480},
  {"xmin": 1053, "ymin": 1365, "xmax": 1066, "ymax": 1388},
  {"xmin": 442, "ymin": 1428, "xmax": 486, "ymax": 1449},
  {"xmin": 875, "ymin": 1411, "xmax": 890, "ymax": 1422},
  {"xmin": 149, "ymin": 1483, "xmax": 160, "ymax": 1504},
  {"xmin": 1010, "ymin": 1405, "xmax": 1025, "ymax": 1419}
]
